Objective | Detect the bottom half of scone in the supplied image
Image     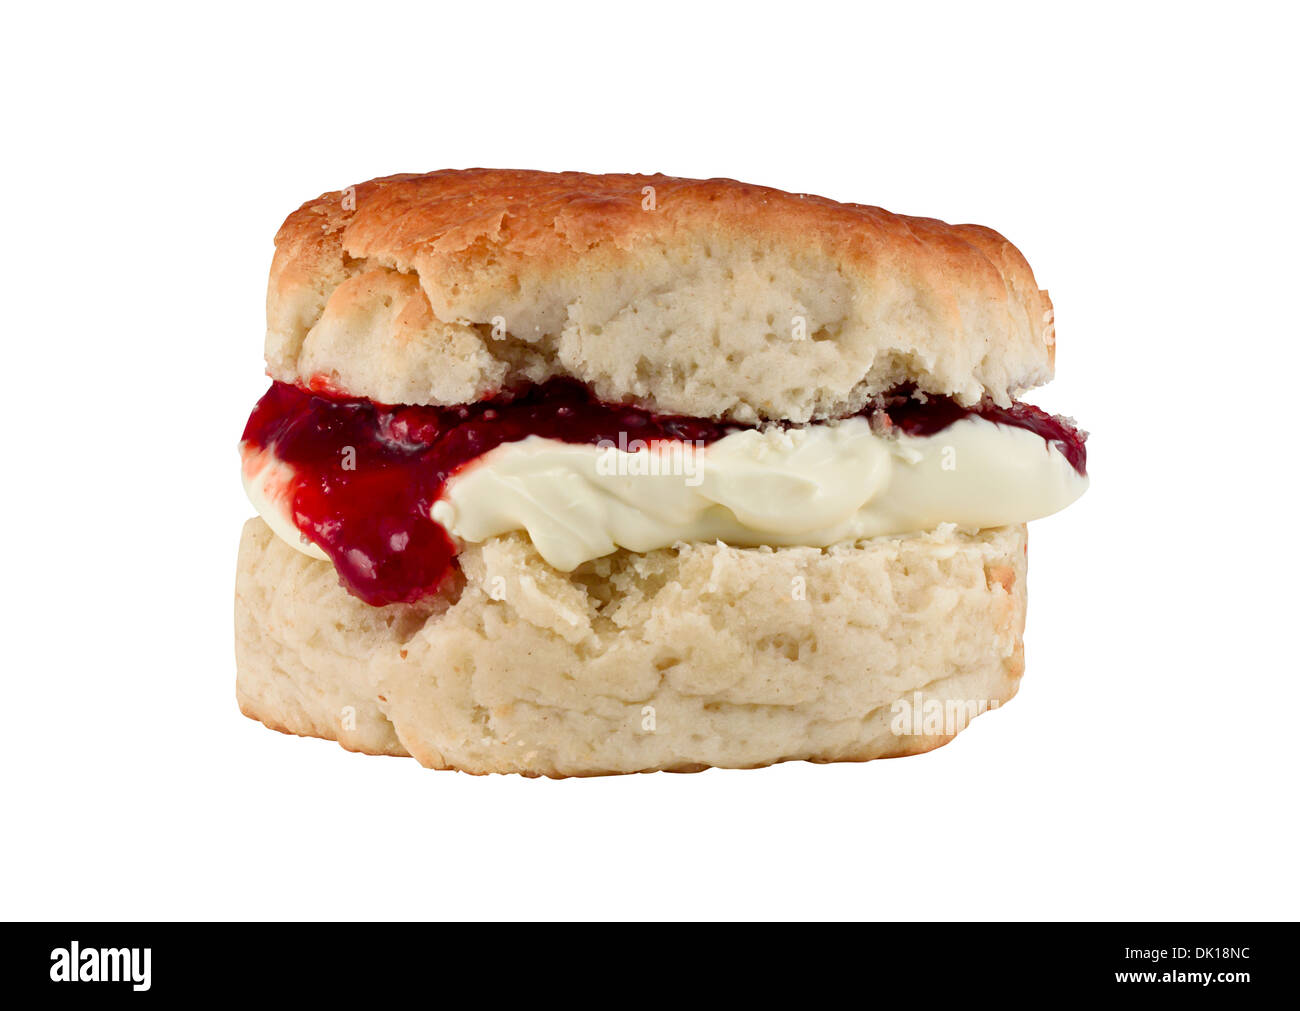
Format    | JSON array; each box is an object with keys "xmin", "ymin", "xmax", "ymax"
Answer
[{"xmin": 234, "ymin": 517, "xmax": 1028, "ymax": 776}]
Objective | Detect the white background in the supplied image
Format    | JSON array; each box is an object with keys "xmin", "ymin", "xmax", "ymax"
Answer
[{"xmin": 3, "ymin": 1, "xmax": 1296, "ymax": 921}]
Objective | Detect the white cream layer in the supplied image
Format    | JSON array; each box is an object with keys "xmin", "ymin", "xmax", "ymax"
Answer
[
  {"xmin": 241, "ymin": 448, "xmax": 328, "ymax": 561},
  {"xmin": 242, "ymin": 416, "xmax": 1087, "ymax": 571}
]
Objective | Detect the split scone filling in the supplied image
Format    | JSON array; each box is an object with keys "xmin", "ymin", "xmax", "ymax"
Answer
[{"xmin": 240, "ymin": 379, "xmax": 1087, "ymax": 606}]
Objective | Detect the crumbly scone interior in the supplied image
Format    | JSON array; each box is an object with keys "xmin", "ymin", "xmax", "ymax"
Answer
[{"xmin": 236, "ymin": 518, "xmax": 1027, "ymax": 775}]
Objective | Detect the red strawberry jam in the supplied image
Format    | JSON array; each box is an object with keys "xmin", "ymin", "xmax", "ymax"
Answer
[
  {"xmin": 241, "ymin": 380, "xmax": 731, "ymax": 605},
  {"xmin": 241, "ymin": 380, "xmax": 1086, "ymax": 605}
]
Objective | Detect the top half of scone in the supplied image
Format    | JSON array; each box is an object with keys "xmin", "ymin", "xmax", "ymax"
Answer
[{"xmin": 242, "ymin": 169, "xmax": 1087, "ymax": 606}]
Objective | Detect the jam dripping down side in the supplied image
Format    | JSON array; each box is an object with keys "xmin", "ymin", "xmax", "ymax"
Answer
[
  {"xmin": 241, "ymin": 379, "xmax": 1088, "ymax": 605},
  {"xmin": 241, "ymin": 379, "xmax": 733, "ymax": 605}
]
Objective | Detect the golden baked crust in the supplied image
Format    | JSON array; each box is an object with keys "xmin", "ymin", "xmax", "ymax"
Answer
[
  {"xmin": 266, "ymin": 169, "xmax": 1054, "ymax": 421},
  {"xmin": 235, "ymin": 518, "xmax": 1028, "ymax": 776}
]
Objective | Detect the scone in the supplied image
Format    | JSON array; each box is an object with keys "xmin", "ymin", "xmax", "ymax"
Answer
[{"xmin": 235, "ymin": 169, "xmax": 1088, "ymax": 776}]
